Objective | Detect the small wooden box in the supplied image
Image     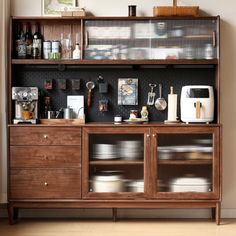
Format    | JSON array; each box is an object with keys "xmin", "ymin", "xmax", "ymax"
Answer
[
  {"xmin": 73, "ymin": 9, "xmax": 86, "ymax": 17},
  {"xmin": 153, "ymin": 0, "xmax": 199, "ymax": 16},
  {"xmin": 61, "ymin": 11, "xmax": 73, "ymax": 17}
]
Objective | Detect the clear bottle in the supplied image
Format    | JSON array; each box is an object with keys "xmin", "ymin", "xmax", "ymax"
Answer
[
  {"xmin": 32, "ymin": 23, "xmax": 42, "ymax": 59},
  {"xmin": 24, "ymin": 22, "xmax": 33, "ymax": 58},
  {"xmin": 73, "ymin": 43, "xmax": 81, "ymax": 59},
  {"xmin": 141, "ymin": 106, "xmax": 149, "ymax": 121},
  {"xmin": 16, "ymin": 22, "xmax": 26, "ymax": 59}
]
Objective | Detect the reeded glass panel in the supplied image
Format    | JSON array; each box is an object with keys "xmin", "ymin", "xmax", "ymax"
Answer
[
  {"xmin": 157, "ymin": 134, "xmax": 213, "ymax": 193},
  {"xmin": 84, "ymin": 19, "xmax": 218, "ymax": 60},
  {"xmin": 84, "ymin": 20, "xmax": 151, "ymax": 60},
  {"xmin": 151, "ymin": 19, "xmax": 218, "ymax": 60},
  {"xmin": 89, "ymin": 134, "xmax": 144, "ymax": 193}
]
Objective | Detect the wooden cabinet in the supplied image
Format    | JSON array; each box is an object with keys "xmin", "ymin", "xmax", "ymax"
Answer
[
  {"xmin": 8, "ymin": 16, "xmax": 222, "ymax": 225},
  {"xmin": 82, "ymin": 125, "xmax": 221, "ymax": 200},
  {"xmin": 80, "ymin": 124, "xmax": 221, "ymax": 224}
]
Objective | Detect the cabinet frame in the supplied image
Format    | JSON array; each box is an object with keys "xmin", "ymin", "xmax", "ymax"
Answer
[
  {"xmin": 82, "ymin": 127, "xmax": 151, "ymax": 199},
  {"xmin": 150, "ymin": 126, "xmax": 221, "ymax": 200}
]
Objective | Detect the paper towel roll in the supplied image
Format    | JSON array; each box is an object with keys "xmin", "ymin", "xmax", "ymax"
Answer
[{"xmin": 167, "ymin": 93, "xmax": 177, "ymax": 121}]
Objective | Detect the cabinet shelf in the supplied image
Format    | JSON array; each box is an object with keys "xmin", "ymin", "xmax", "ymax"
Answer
[
  {"xmin": 158, "ymin": 159, "xmax": 212, "ymax": 165},
  {"xmin": 11, "ymin": 59, "xmax": 218, "ymax": 65},
  {"xmin": 90, "ymin": 160, "xmax": 144, "ymax": 165}
]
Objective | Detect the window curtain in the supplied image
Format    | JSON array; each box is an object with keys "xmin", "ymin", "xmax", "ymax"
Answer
[{"xmin": 0, "ymin": 0, "xmax": 10, "ymax": 203}]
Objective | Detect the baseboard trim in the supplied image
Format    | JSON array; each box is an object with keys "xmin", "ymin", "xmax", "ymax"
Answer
[{"xmin": 0, "ymin": 205, "xmax": 236, "ymax": 219}]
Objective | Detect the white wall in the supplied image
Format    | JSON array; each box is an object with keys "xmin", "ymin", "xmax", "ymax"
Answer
[
  {"xmin": 0, "ymin": 0, "xmax": 10, "ymax": 203},
  {"xmin": 3, "ymin": 0, "xmax": 236, "ymax": 216}
]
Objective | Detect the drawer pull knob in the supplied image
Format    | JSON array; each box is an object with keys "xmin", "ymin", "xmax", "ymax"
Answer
[
  {"xmin": 152, "ymin": 134, "xmax": 156, "ymax": 137},
  {"xmin": 44, "ymin": 182, "xmax": 48, "ymax": 186},
  {"xmin": 146, "ymin": 134, "xmax": 150, "ymax": 138},
  {"xmin": 43, "ymin": 135, "xmax": 48, "ymax": 139},
  {"xmin": 43, "ymin": 155, "xmax": 48, "ymax": 160}
]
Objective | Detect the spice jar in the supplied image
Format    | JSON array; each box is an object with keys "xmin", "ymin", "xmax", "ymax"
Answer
[{"xmin": 141, "ymin": 106, "xmax": 149, "ymax": 121}]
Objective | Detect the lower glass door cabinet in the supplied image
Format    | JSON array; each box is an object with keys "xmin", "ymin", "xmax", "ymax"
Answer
[{"xmin": 82, "ymin": 125, "xmax": 221, "ymax": 224}]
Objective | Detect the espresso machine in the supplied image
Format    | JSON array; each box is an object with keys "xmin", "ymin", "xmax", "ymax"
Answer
[{"xmin": 12, "ymin": 87, "xmax": 39, "ymax": 124}]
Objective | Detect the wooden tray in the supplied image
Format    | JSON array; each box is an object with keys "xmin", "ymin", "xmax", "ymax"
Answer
[
  {"xmin": 153, "ymin": 0, "xmax": 199, "ymax": 16},
  {"xmin": 40, "ymin": 119, "xmax": 85, "ymax": 125}
]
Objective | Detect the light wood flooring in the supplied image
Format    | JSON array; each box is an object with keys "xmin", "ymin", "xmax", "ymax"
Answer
[{"xmin": 1, "ymin": 218, "xmax": 236, "ymax": 236}]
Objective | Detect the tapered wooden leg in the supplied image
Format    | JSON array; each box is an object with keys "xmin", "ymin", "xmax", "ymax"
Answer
[
  {"xmin": 7, "ymin": 204, "xmax": 19, "ymax": 225},
  {"xmin": 211, "ymin": 207, "xmax": 216, "ymax": 220},
  {"xmin": 216, "ymin": 202, "xmax": 221, "ymax": 225},
  {"xmin": 112, "ymin": 208, "xmax": 117, "ymax": 222}
]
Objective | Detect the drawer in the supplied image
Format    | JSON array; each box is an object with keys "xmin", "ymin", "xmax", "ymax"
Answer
[
  {"xmin": 10, "ymin": 127, "xmax": 81, "ymax": 145},
  {"xmin": 10, "ymin": 168, "xmax": 81, "ymax": 199},
  {"xmin": 10, "ymin": 146, "xmax": 81, "ymax": 168}
]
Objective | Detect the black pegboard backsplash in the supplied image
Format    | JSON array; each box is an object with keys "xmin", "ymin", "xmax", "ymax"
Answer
[{"xmin": 13, "ymin": 64, "xmax": 216, "ymax": 122}]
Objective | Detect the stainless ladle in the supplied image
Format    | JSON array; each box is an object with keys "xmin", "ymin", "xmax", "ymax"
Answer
[
  {"xmin": 86, "ymin": 81, "xmax": 95, "ymax": 107},
  {"xmin": 155, "ymin": 84, "xmax": 167, "ymax": 111}
]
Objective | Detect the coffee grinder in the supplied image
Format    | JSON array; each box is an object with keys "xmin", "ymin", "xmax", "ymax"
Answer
[{"xmin": 12, "ymin": 87, "xmax": 39, "ymax": 124}]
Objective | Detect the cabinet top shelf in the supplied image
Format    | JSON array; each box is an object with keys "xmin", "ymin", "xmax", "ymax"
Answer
[{"xmin": 11, "ymin": 16, "xmax": 220, "ymax": 21}]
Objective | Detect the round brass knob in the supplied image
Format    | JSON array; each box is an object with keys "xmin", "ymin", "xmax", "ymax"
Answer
[
  {"xmin": 152, "ymin": 134, "xmax": 156, "ymax": 137},
  {"xmin": 44, "ymin": 182, "xmax": 48, "ymax": 186},
  {"xmin": 43, "ymin": 135, "xmax": 48, "ymax": 139},
  {"xmin": 146, "ymin": 134, "xmax": 150, "ymax": 137}
]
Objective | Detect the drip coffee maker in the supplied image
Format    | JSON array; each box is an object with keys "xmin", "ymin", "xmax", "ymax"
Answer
[{"xmin": 12, "ymin": 87, "xmax": 39, "ymax": 124}]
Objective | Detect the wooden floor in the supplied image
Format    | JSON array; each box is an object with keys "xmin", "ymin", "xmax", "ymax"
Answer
[{"xmin": 0, "ymin": 218, "xmax": 236, "ymax": 236}]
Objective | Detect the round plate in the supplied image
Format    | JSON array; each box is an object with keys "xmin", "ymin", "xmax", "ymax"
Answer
[{"xmin": 123, "ymin": 119, "xmax": 146, "ymax": 124}]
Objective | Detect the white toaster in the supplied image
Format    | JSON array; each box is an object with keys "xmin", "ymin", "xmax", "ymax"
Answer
[{"xmin": 180, "ymin": 85, "xmax": 214, "ymax": 123}]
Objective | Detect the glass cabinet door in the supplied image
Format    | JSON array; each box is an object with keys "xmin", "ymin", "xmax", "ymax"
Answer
[
  {"xmin": 150, "ymin": 19, "xmax": 218, "ymax": 60},
  {"xmin": 82, "ymin": 127, "xmax": 150, "ymax": 199},
  {"xmin": 83, "ymin": 18, "xmax": 218, "ymax": 61},
  {"xmin": 84, "ymin": 20, "xmax": 152, "ymax": 60},
  {"xmin": 152, "ymin": 127, "xmax": 220, "ymax": 199}
]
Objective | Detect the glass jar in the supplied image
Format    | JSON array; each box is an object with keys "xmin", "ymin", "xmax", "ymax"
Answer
[
  {"xmin": 204, "ymin": 44, "xmax": 214, "ymax": 59},
  {"xmin": 129, "ymin": 110, "xmax": 138, "ymax": 119}
]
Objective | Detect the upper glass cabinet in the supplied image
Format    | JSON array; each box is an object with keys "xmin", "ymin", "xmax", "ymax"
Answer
[{"xmin": 84, "ymin": 18, "xmax": 218, "ymax": 60}]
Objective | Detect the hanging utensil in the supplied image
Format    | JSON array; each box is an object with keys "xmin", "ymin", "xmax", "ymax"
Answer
[
  {"xmin": 155, "ymin": 83, "xmax": 167, "ymax": 111},
  {"xmin": 147, "ymin": 83, "xmax": 156, "ymax": 105},
  {"xmin": 86, "ymin": 81, "xmax": 95, "ymax": 107}
]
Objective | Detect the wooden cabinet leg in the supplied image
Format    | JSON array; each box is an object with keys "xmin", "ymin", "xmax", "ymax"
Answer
[
  {"xmin": 211, "ymin": 207, "xmax": 216, "ymax": 220},
  {"xmin": 8, "ymin": 204, "xmax": 19, "ymax": 225},
  {"xmin": 112, "ymin": 208, "xmax": 117, "ymax": 222},
  {"xmin": 216, "ymin": 202, "xmax": 221, "ymax": 225}
]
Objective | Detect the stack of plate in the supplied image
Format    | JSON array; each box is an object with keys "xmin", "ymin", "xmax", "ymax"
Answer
[
  {"xmin": 93, "ymin": 144, "xmax": 117, "ymax": 160},
  {"xmin": 118, "ymin": 140, "xmax": 143, "ymax": 160},
  {"xmin": 169, "ymin": 177, "xmax": 211, "ymax": 192}
]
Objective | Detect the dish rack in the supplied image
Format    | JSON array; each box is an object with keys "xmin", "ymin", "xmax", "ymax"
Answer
[{"xmin": 153, "ymin": 0, "xmax": 199, "ymax": 16}]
